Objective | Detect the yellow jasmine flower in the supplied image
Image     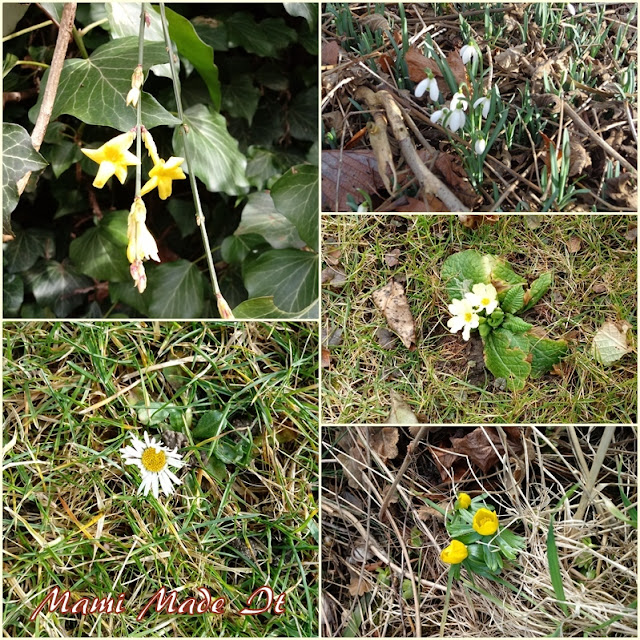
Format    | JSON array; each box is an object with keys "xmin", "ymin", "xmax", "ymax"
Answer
[
  {"xmin": 140, "ymin": 156, "xmax": 186, "ymax": 200},
  {"xmin": 440, "ymin": 540, "xmax": 468, "ymax": 564},
  {"xmin": 126, "ymin": 87, "xmax": 141, "ymax": 108},
  {"xmin": 81, "ymin": 131, "xmax": 140, "ymax": 188},
  {"xmin": 126, "ymin": 65, "xmax": 144, "ymax": 108},
  {"xmin": 130, "ymin": 259, "xmax": 147, "ymax": 294},
  {"xmin": 456, "ymin": 493, "xmax": 471, "ymax": 509},
  {"xmin": 473, "ymin": 508, "xmax": 499, "ymax": 535},
  {"xmin": 127, "ymin": 197, "xmax": 160, "ymax": 264},
  {"xmin": 216, "ymin": 292, "xmax": 235, "ymax": 319},
  {"xmin": 141, "ymin": 128, "xmax": 160, "ymax": 165}
]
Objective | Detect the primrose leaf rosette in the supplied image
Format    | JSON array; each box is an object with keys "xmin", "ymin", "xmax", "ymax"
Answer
[{"xmin": 441, "ymin": 250, "xmax": 568, "ymax": 390}]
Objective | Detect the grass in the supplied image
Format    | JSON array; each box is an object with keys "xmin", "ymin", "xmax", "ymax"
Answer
[
  {"xmin": 2, "ymin": 321, "xmax": 318, "ymax": 637},
  {"xmin": 322, "ymin": 214, "xmax": 637, "ymax": 424},
  {"xmin": 321, "ymin": 426, "xmax": 638, "ymax": 637}
]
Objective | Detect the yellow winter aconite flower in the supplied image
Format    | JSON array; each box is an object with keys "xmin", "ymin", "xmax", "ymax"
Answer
[
  {"xmin": 473, "ymin": 508, "xmax": 499, "ymax": 535},
  {"xmin": 456, "ymin": 493, "xmax": 471, "ymax": 509},
  {"xmin": 127, "ymin": 197, "xmax": 160, "ymax": 266},
  {"xmin": 81, "ymin": 131, "xmax": 140, "ymax": 188},
  {"xmin": 440, "ymin": 540, "xmax": 468, "ymax": 564},
  {"xmin": 140, "ymin": 156, "xmax": 186, "ymax": 200}
]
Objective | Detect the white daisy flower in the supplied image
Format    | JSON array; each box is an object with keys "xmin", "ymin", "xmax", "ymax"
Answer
[
  {"xmin": 460, "ymin": 44, "xmax": 478, "ymax": 65},
  {"xmin": 120, "ymin": 431, "xmax": 185, "ymax": 498},
  {"xmin": 447, "ymin": 297, "xmax": 480, "ymax": 341},
  {"xmin": 466, "ymin": 282, "xmax": 499, "ymax": 315}
]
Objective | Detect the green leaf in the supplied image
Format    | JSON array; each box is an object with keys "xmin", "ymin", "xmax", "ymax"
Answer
[
  {"xmin": 3, "ymin": 53, "xmax": 19, "ymax": 78},
  {"xmin": 271, "ymin": 164, "xmax": 318, "ymax": 252},
  {"xmin": 483, "ymin": 327, "xmax": 531, "ymax": 391},
  {"xmin": 69, "ymin": 210, "xmax": 130, "ymax": 282},
  {"xmin": 226, "ymin": 14, "xmax": 296, "ymax": 58},
  {"xmin": 547, "ymin": 513, "xmax": 569, "ymax": 615},
  {"xmin": 246, "ymin": 146, "xmax": 286, "ymax": 190},
  {"xmin": 173, "ymin": 104, "xmax": 249, "ymax": 196},
  {"xmin": 523, "ymin": 272, "xmax": 552, "ymax": 310},
  {"xmin": 135, "ymin": 401, "xmax": 177, "ymax": 425},
  {"xmin": 486, "ymin": 255, "xmax": 527, "ymax": 289},
  {"xmin": 233, "ymin": 296, "xmax": 317, "ymax": 319},
  {"xmin": 502, "ymin": 314, "xmax": 533, "ymax": 334},
  {"xmin": 42, "ymin": 141, "xmax": 83, "ymax": 178},
  {"xmin": 528, "ymin": 335, "xmax": 568, "ymax": 377},
  {"xmin": 243, "ymin": 249, "xmax": 318, "ymax": 313},
  {"xmin": 287, "ymin": 87, "xmax": 318, "ymax": 142},
  {"xmin": 283, "ymin": 3, "xmax": 318, "ymax": 30},
  {"xmin": 167, "ymin": 198, "xmax": 197, "ymax": 239},
  {"xmin": 155, "ymin": 5, "xmax": 221, "ymax": 111},
  {"xmin": 501, "ymin": 285, "xmax": 525, "ymax": 314},
  {"xmin": 109, "ymin": 280, "xmax": 148, "ymax": 316},
  {"xmin": 24, "ymin": 260, "xmax": 92, "ymax": 317},
  {"xmin": 146, "ymin": 260, "xmax": 205, "ymax": 318},
  {"xmin": 221, "ymin": 233, "xmax": 270, "ymax": 264},
  {"xmin": 3, "ymin": 273, "xmax": 24, "ymax": 316},
  {"xmin": 221, "ymin": 75, "xmax": 260, "ymax": 124},
  {"xmin": 192, "ymin": 410, "xmax": 227, "ymax": 441},
  {"xmin": 3, "ymin": 123, "xmax": 49, "ymax": 234},
  {"xmin": 4, "ymin": 227, "xmax": 54, "ymax": 273},
  {"xmin": 236, "ymin": 191, "xmax": 305, "ymax": 249},
  {"xmin": 441, "ymin": 250, "xmax": 491, "ymax": 300},
  {"xmin": 28, "ymin": 37, "xmax": 180, "ymax": 132}
]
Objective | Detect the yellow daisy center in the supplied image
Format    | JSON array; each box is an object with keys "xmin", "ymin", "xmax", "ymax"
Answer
[
  {"xmin": 464, "ymin": 312, "xmax": 473, "ymax": 322},
  {"xmin": 141, "ymin": 447, "xmax": 167, "ymax": 472}
]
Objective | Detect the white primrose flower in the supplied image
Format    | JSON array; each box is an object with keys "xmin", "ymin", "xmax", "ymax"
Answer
[
  {"xmin": 466, "ymin": 282, "xmax": 498, "ymax": 315},
  {"xmin": 120, "ymin": 431, "xmax": 185, "ymax": 499},
  {"xmin": 415, "ymin": 76, "xmax": 440, "ymax": 102},
  {"xmin": 460, "ymin": 44, "xmax": 478, "ymax": 65},
  {"xmin": 447, "ymin": 298, "xmax": 480, "ymax": 341},
  {"xmin": 473, "ymin": 96, "xmax": 491, "ymax": 118},
  {"xmin": 474, "ymin": 136, "xmax": 487, "ymax": 155}
]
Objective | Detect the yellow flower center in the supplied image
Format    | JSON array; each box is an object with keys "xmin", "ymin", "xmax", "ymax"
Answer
[
  {"xmin": 141, "ymin": 447, "xmax": 166, "ymax": 472},
  {"xmin": 104, "ymin": 146, "xmax": 124, "ymax": 163},
  {"xmin": 481, "ymin": 297, "xmax": 490, "ymax": 305},
  {"xmin": 464, "ymin": 312, "xmax": 473, "ymax": 322}
]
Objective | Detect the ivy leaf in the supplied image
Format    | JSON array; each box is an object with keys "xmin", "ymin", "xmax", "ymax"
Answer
[
  {"xmin": 271, "ymin": 164, "xmax": 318, "ymax": 252},
  {"xmin": 3, "ymin": 123, "xmax": 48, "ymax": 234},
  {"xmin": 528, "ymin": 335, "xmax": 568, "ymax": 377},
  {"xmin": 69, "ymin": 210, "xmax": 130, "ymax": 282},
  {"xmin": 226, "ymin": 13, "xmax": 296, "ymax": 58},
  {"xmin": 153, "ymin": 4, "xmax": 221, "ymax": 111},
  {"xmin": 523, "ymin": 273, "xmax": 552, "ymax": 310},
  {"xmin": 233, "ymin": 296, "xmax": 317, "ymax": 319},
  {"xmin": 483, "ymin": 327, "xmax": 532, "ymax": 391},
  {"xmin": 502, "ymin": 314, "xmax": 533, "ymax": 334},
  {"xmin": 4, "ymin": 226, "xmax": 54, "ymax": 273},
  {"xmin": 284, "ymin": 3, "xmax": 318, "ymax": 29},
  {"xmin": 4, "ymin": 273, "xmax": 24, "ymax": 316},
  {"xmin": 24, "ymin": 260, "xmax": 92, "ymax": 317},
  {"xmin": 287, "ymin": 87, "xmax": 318, "ymax": 142},
  {"xmin": 441, "ymin": 250, "xmax": 491, "ymax": 300},
  {"xmin": 246, "ymin": 146, "xmax": 286, "ymax": 190},
  {"xmin": 236, "ymin": 191, "xmax": 305, "ymax": 249},
  {"xmin": 501, "ymin": 285, "xmax": 525, "ymax": 314},
  {"xmin": 221, "ymin": 233, "xmax": 270, "ymax": 264},
  {"xmin": 243, "ymin": 248, "xmax": 317, "ymax": 313},
  {"xmin": 221, "ymin": 75, "xmax": 260, "ymax": 124},
  {"xmin": 173, "ymin": 104, "xmax": 249, "ymax": 196},
  {"xmin": 146, "ymin": 260, "xmax": 205, "ymax": 318},
  {"xmin": 28, "ymin": 37, "xmax": 180, "ymax": 132}
]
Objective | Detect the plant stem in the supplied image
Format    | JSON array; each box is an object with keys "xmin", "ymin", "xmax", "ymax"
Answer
[
  {"xmin": 72, "ymin": 26, "xmax": 88, "ymax": 59},
  {"xmin": 439, "ymin": 569, "xmax": 454, "ymax": 637},
  {"xmin": 2, "ymin": 20, "xmax": 53, "ymax": 43},
  {"xmin": 158, "ymin": 1, "xmax": 222, "ymax": 298},
  {"xmin": 135, "ymin": 7, "xmax": 145, "ymax": 196}
]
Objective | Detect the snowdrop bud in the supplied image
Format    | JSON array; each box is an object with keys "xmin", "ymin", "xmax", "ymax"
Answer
[
  {"xmin": 566, "ymin": 3, "xmax": 576, "ymax": 16},
  {"xmin": 474, "ymin": 137, "xmax": 487, "ymax": 155},
  {"xmin": 460, "ymin": 44, "xmax": 478, "ymax": 65}
]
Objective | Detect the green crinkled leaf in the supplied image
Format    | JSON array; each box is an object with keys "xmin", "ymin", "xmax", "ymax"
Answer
[
  {"xmin": 485, "ymin": 254, "xmax": 527, "ymax": 288},
  {"xmin": 154, "ymin": 5, "xmax": 221, "ymax": 111},
  {"xmin": 146, "ymin": 260, "xmax": 206, "ymax": 318},
  {"xmin": 502, "ymin": 313, "xmax": 533, "ymax": 334},
  {"xmin": 271, "ymin": 164, "xmax": 318, "ymax": 252},
  {"xmin": 483, "ymin": 327, "xmax": 532, "ymax": 391},
  {"xmin": 243, "ymin": 248, "xmax": 317, "ymax": 313},
  {"xmin": 246, "ymin": 146, "xmax": 286, "ymax": 190},
  {"xmin": 24, "ymin": 260, "xmax": 92, "ymax": 317},
  {"xmin": 4, "ymin": 226, "xmax": 54, "ymax": 273},
  {"xmin": 4, "ymin": 273, "xmax": 24, "ymax": 316},
  {"xmin": 287, "ymin": 86, "xmax": 318, "ymax": 142},
  {"xmin": 28, "ymin": 37, "xmax": 180, "ymax": 132},
  {"xmin": 3, "ymin": 123, "xmax": 49, "ymax": 234},
  {"xmin": 172, "ymin": 104, "xmax": 249, "ymax": 196},
  {"xmin": 501, "ymin": 285, "xmax": 525, "ymax": 314},
  {"xmin": 523, "ymin": 272, "xmax": 552, "ymax": 310},
  {"xmin": 528, "ymin": 334, "xmax": 568, "ymax": 377},
  {"xmin": 441, "ymin": 250, "xmax": 491, "ymax": 301},
  {"xmin": 69, "ymin": 210, "xmax": 130, "ymax": 282},
  {"xmin": 221, "ymin": 76, "xmax": 260, "ymax": 124},
  {"xmin": 236, "ymin": 191, "xmax": 305, "ymax": 249},
  {"xmin": 233, "ymin": 296, "xmax": 317, "ymax": 320}
]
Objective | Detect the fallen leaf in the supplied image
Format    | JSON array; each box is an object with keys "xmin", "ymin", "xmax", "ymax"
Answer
[
  {"xmin": 404, "ymin": 46, "xmax": 441, "ymax": 82},
  {"xmin": 359, "ymin": 13, "xmax": 389, "ymax": 31},
  {"xmin": 567, "ymin": 236, "xmax": 582, "ymax": 253},
  {"xmin": 526, "ymin": 215, "xmax": 543, "ymax": 230},
  {"xmin": 322, "ymin": 40, "xmax": 343, "ymax": 66},
  {"xmin": 604, "ymin": 174, "xmax": 637, "ymax": 208},
  {"xmin": 321, "ymin": 347, "xmax": 331, "ymax": 368},
  {"xmin": 372, "ymin": 279, "xmax": 417, "ymax": 350},
  {"xmin": 387, "ymin": 391, "xmax": 419, "ymax": 424},
  {"xmin": 369, "ymin": 426, "xmax": 399, "ymax": 462},
  {"xmin": 625, "ymin": 226, "xmax": 637, "ymax": 242},
  {"xmin": 348, "ymin": 575, "xmax": 372, "ymax": 597},
  {"xmin": 417, "ymin": 505, "xmax": 445, "ymax": 521},
  {"xmin": 325, "ymin": 249, "xmax": 342, "ymax": 266},
  {"xmin": 384, "ymin": 248, "xmax": 401, "ymax": 267},
  {"xmin": 591, "ymin": 320, "xmax": 633, "ymax": 366},
  {"xmin": 458, "ymin": 214, "xmax": 500, "ymax": 229},
  {"xmin": 326, "ymin": 326, "xmax": 344, "ymax": 346},
  {"xmin": 375, "ymin": 327, "xmax": 396, "ymax": 349},
  {"xmin": 338, "ymin": 448, "xmax": 367, "ymax": 489},
  {"xmin": 592, "ymin": 282, "xmax": 608, "ymax": 294},
  {"xmin": 322, "ymin": 265, "xmax": 348, "ymax": 287},
  {"xmin": 394, "ymin": 195, "xmax": 446, "ymax": 212},
  {"xmin": 446, "ymin": 50, "xmax": 469, "ymax": 87},
  {"xmin": 434, "ymin": 153, "xmax": 482, "ymax": 210},
  {"xmin": 568, "ymin": 137, "xmax": 591, "ymax": 177},
  {"xmin": 495, "ymin": 45, "xmax": 526, "ymax": 71}
]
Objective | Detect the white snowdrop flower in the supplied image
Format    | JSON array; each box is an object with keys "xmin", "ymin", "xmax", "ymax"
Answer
[
  {"xmin": 566, "ymin": 4, "xmax": 576, "ymax": 16},
  {"xmin": 447, "ymin": 107, "xmax": 466, "ymax": 132},
  {"xmin": 473, "ymin": 96, "xmax": 491, "ymax": 118},
  {"xmin": 474, "ymin": 137, "xmax": 487, "ymax": 155},
  {"xmin": 460, "ymin": 44, "xmax": 478, "ymax": 65},
  {"xmin": 450, "ymin": 92, "xmax": 469, "ymax": 111},
  {"xmin": 415, "ymin": 76, "xmax": 440, "ymax": 102},
  {"xmin": 431, "ymin": 107, "xmax": 450, "ymax": 125},
  {"xmin": 447, "ymin": 298, "xmax": 480, "ymax": 341},
  {"xmin": 120, "ymin": 431, "xmax": 185, "ymax": 499}
]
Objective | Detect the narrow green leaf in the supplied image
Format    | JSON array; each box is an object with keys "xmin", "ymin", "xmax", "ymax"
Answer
[
  {"xmin": 523, "ymin": 272, "xmax": 552, "ymax": 310},
  {"xmin": 547, "ymin": 513, "xmax": 569, "ymax": 615}
]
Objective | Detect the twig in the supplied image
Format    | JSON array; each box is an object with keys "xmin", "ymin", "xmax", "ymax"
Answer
[{"xmin": 16, "ymin": 2, "xmax": 76, "ymax": 196}]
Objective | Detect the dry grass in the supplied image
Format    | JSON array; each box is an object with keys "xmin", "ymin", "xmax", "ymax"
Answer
[{"xmin": 321, "ymin": 426, "xmax": 638, "ymax": 637}]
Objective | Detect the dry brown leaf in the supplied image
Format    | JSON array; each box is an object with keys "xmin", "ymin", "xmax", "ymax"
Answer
[
  {"xmin": 372, "ymin": 279, "xmax": 417, "ymax": 350},
  {"xmin": 434, "ymin": 153, "xmax": 482, "ymax": 210},
  {"xmin": 417, "ymin": 505, "xmax": 445, "ymax": 521},
  {"xmin": 404, "ymin": 46, "xmax": 441, "ymax": 82},
  {"xmin": 384, "ymin": 248, "xmax": 401, "ymax": 267},
  {"xmin": 592, "ymin": 282, "xmax": 608, "ymax": 294},
  {"xmin": 375, "ymin": 327, "xmax": 396, "ymax": 349},
  {"xmin": 446, "ymin": 50, "xmax": 469, "ymax": 87},
  {"xmin": 495, "ymin": 45, "xmax": 526, "ymax": 71},
  {"xmin": 387, "ymin": 391, "xmax": 419, "ymax": 425},
  {"xmin": 325, "ymin": 249, "xmax": 342, "ymax": 266},
  {"xmin": 591, "ymin": 320, "xmax": 633, "ymax": 366},
  {"xmin": 338, "ymin": 449, "xmax": 367, "ymax": 489},
  {"xmin": 458, "ymin": 214, "xmax": 500, "ymax": 229},
  {"xmin": 322, "ymin": 40, "xmax": 343, "ymax": 66},
  {"xmin": 394, "ymin": 196, "xmax": 441, "ymax": 212},
  {"xmin": 359, "ymin": 13, "xmax": 389, "ymax": 32},
  {"xmin": 525, "ymin": 215, "xmax": 543, "ymax": 230},
  {"xmin": 568, "ymin": 137, "xmax": 591, "ymax": 177},
  {"xmin": 321, "ymin": 347, "xmax": 331, "ymax": 368},
  {"xmin": 366, "ymin": 120, "xmax": 396, "ymax": 195},
  {"xmin": 348, "ymin": 575, "xmax": 372, "ymax": 597},
  {"xmin": 624, "ymin": 226, "xmax": 637, "ymax": 242},
  {"xmin": 567, "ymin": 236, "xmax": 582, "ymax": 253},
  {"xmin": 369, "ymin": 426, "xmax": 399, "ymax": 462},
  {"xmin": 322, "ymin": 265, "xmax": 348, "ymax": 287},
  {"xmin": 604, "ymin": 174, "xmax": 637, "ymax": 208}
]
